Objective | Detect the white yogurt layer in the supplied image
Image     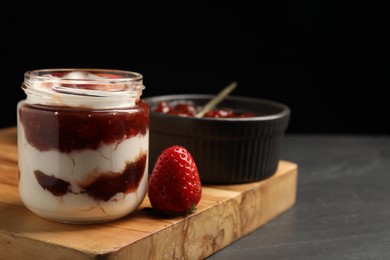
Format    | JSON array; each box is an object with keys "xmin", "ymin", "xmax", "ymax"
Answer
[{"xmin": 17, "ymin": 122, "xmax": 149, "ymax": 223}]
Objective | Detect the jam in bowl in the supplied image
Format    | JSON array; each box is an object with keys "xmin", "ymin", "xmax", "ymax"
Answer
[{"xmin": 153, "ymin": 100, "xmax": 256, "ymax": 118}]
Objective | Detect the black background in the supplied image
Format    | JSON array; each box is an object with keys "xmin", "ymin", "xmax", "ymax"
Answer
[{"xmin": 2, "ymin": 2, "xmax": 388, "ymax": 134}]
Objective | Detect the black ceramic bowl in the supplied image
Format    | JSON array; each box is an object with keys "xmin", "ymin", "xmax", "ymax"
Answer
[{"xmin": 144, "ymin": 94, "xmax": 290, "ymax": 184}]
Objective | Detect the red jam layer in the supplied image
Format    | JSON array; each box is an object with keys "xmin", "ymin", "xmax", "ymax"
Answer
[
  {"xmin": 34, "ymin": 152, "xmax": 147, "ymax": 201},
  {"xmin": 154, "ymin": 101, "xmax": 256, "ymax": 118},
  {"xmin": 19, "ymin": 101, "xmax": 149, "ymax": 153}
]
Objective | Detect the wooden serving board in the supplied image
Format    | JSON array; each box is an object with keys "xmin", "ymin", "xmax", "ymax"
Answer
[{"xmin": 0, "ymin": 127, "xmax": 298, "ymax": 260}]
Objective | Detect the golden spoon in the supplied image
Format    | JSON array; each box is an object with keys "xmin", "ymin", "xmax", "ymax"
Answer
[{"xmin": 195, "ymin": 81, "xmax": 237, "ymax": 118}]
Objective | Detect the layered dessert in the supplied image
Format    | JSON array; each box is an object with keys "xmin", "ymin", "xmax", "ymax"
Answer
[{"xmin": 17, "ymin": 69, "xmax": 149, "ymax": 223}]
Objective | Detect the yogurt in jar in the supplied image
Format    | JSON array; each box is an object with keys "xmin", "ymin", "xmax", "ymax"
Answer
[{"xmin": 17, "ymin": 69, "xmax": 149, "ymax": 223}]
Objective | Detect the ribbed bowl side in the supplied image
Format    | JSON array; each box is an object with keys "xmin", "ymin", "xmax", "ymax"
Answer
[{"xmin": 149, "ymin": 122, "xmax": 287, "ymax": 184}]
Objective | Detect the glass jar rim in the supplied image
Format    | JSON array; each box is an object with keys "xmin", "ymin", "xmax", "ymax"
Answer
[{"xmin": 22, "ymin": 68, "xmax": 145, "ymax": 108}]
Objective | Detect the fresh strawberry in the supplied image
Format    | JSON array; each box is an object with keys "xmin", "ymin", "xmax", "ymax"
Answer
[{"xmin": 148, "ymin": 145, "xmax": 202, "ymax": 215}]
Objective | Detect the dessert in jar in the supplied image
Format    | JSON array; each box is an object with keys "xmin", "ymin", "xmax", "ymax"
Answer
[{"xmin": 17, "ymin": 68, "xmax": 149, "ymax": 223}]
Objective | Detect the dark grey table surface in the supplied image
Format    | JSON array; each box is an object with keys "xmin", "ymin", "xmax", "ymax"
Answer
[{"xmin": 207, "ymin": 134, "xmax": 390, "ymax": 260}]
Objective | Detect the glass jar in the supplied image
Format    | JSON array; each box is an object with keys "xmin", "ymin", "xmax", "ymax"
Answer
[{"xmin": 17, "ymin": 68, "xmax": 149, "ymax": 223}]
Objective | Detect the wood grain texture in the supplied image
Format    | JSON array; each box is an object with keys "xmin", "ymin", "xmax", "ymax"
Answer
[{"xmin": 0, "ymin": 127, "xmax": 297, "ymax": 260}]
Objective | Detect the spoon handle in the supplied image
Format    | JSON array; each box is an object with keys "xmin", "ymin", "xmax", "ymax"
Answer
[{"xmin": 195, "ymin": 81, "xmax": 237, "ymax": 118}]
